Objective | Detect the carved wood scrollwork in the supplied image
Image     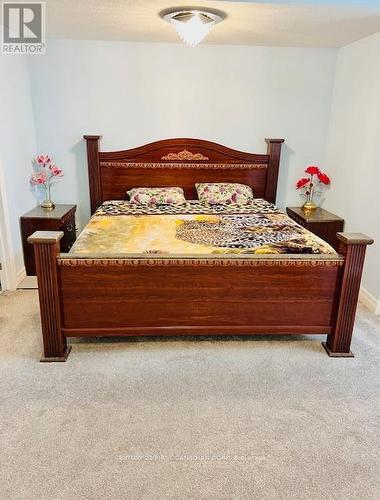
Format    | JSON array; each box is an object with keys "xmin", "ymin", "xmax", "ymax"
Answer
[
  {"xmin": 161, "ymin": 150, "xmax": 209, "ymax": 161},
  {"xmin": 100, "ymin": 162, "xmax": 268, "ymax": 170},
  {"xmin": 58, "ymin": 258, "xmax": 343, "ymax": 268}
]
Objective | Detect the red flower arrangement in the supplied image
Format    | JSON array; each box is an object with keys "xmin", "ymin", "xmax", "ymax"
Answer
[
  {"xmin": 296, "ymin": 165, "xmax": 330, "ymax": 209},
  {"xmin": 305, "ymin": 165, "xmax": 320, "ymax": 176},
  {"xmin": 317, "ymin": 172, "xmax": 330, "ymax": 185},
  {"xmin": 296, "ymin": 178, "xmax": 309, "ymax": 189}
]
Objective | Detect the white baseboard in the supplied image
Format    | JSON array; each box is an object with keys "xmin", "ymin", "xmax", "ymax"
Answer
[
  {"xmin": 359, "ymin": 286, "xmax": 380, "ymax": 315},
  {"xmin": 16, "ymin": 266, "xmax": 26, "ymax": 286}
]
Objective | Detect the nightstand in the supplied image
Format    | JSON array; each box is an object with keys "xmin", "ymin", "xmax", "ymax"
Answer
[
  {"xmin": 286, "ymin": 206, "xmax": 344, "ymax": 251},
  {"xmin": 20, "ymin": 204, "xmax": 77, "ymax": 275}
]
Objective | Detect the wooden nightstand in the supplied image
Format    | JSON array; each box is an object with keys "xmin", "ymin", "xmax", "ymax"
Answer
[
  {"xmin": 286, "ymin": 206, "xmax": 344, "ymax": 251},
  {"xmin": 20, "ymin": 204, "xmax": 77, "ymax": 275}
]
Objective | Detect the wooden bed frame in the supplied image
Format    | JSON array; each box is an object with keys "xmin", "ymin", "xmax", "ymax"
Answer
[{"xmin": 29, "ymin": 136, "xmax": 373, "ymax": 362}]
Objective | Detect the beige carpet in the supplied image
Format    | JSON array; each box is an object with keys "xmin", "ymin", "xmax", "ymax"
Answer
[{"xmin": 0, "ymin": 290, "xmax": 379, "ymax": 500}]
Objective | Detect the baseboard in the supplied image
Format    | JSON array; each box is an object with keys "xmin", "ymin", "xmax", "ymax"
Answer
[
  {"xmin": 16, "ymin": 266, "xmax": 26, "ymax": 286},
  {"xmin": 16, "ymin": 267, "xmax": 38, "ymax": 289},
  {"xmin": 359, "ymin": 286, "xmax": 380, "ymax": 315}
]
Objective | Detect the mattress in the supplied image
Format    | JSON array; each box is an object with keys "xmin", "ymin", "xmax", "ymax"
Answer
[{"xmin": 70, "ymin": 199, "xmax": 337, "ymax": 257}]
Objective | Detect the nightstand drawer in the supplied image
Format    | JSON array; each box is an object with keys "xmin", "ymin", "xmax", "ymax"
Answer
[
  {"xmin": 286, "ymin": 207, "xmax": 344, "ymax": 251},
  {"xmin": 60, "ymin": 216, "xmax": 76, "ymax": 253},
  {"xmin": 293, "ymin": 215, "xmax": 306, "ymax": 227},
  {"xmin": 20, "ymin": 204, "xmax": 77, "ymax": 275}
]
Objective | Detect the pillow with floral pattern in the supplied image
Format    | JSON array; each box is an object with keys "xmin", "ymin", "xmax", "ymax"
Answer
[
  {"xmin": 127, "ymin": 187, "xmax": 187, "ymax": 205},
  {"xmin": 195, "ymin": 183, "xmax": 254, "ymax": 204}
]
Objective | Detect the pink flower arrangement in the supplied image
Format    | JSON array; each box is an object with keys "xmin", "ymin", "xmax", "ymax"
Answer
[
  {"xmin": 296, "ymin": 165, "xmax": 331, "ymax": 208},
  {"xmin": 30, "ymin": 172, "xmax": 47, "ymax": 185},
  {"xmin": 30, "ymin": 155, "xmax": 63, "ymax": 186},
  {"xmin": 49, "ymin": 165, "xmax": 63, "ymax": 177},
  {"xmin": 36, "ymin": 155, "xmax": 52, "ymax": 165},
  {"xmin": 30, "ymin": 155, "xmax": 64, "ymax": 206}
]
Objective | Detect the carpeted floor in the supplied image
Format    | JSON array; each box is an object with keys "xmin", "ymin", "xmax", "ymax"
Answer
[{"xmin": 0, "ymin": 290, "xmax": 379, "ymax": 500}]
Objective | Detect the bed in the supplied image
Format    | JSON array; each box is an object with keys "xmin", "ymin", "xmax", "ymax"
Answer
[{"xmin": 28, "ymin": 136, "xmax": 373, "ymax": 361}]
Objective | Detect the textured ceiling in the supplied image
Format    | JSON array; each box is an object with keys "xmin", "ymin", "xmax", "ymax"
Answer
[{"xmin": 45, "ymin": 0, "xmax": 380, "ymax": 48}]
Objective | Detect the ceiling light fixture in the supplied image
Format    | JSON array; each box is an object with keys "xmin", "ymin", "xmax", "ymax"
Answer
[{"xmin": 160, "ymin": 8, "xmax": 225, "ymax": 47}]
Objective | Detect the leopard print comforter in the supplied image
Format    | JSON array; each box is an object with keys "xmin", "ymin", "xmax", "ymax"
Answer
[{"xmin": 70, "ymin": 200, "xmax": 336, "ymax": 256}]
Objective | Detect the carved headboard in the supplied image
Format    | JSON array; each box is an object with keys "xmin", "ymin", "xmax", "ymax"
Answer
[{"xmin": 83, "ymin": 136, "xmax": 285, "ymax": 214}]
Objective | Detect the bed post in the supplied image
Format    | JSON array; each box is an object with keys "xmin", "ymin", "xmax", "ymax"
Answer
[
  {"xmin": 83, "ymin": 135, "xmax": 102, "ymax": 214},
  {"xmin": 28, "ymin": 231, "xmax": 71, "ymax": 362},
  {"xmin": 322, "ymin": 233, "xmax": 374, "ymax": 357},
  {"xmin": 265, "ymin": 138, "xmax": 285, "ymax": 204}
]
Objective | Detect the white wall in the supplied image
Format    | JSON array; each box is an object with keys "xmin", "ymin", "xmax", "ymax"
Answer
[
  {"xmin": 325, "ymin": 32, "xmax": 380, "ymax": 304},
  {"xmin": 28, "ymin": 40, "xmax": 337, "ymax": 227},
  {"xmin": 2, "ymin": 37, "xmax": 378, "ymax": 303},
  {"xmin": 0, "ymin": 54, "xmax": 37, "ymax": 284}
]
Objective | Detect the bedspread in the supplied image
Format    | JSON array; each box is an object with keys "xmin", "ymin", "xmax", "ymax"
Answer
[{"xmin": 70, "ymin": 200, "xmax": 336, "ymax": 256}]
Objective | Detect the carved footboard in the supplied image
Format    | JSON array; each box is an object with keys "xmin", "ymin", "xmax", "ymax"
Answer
[{"xmin": 28, "ymin": 231, "xmax": 373, "ymax": 362}]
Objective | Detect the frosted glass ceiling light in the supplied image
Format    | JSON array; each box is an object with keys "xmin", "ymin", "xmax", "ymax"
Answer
[{"xmin": 161, "ymin": 8, "xmax": 225, "ymax": 47}]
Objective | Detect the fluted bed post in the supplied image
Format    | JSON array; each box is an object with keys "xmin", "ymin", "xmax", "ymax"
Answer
[
  {"xmin": 28, "ymin": 231, "xmax": 71, "ymax": 362},
  {"xmin": 322, "ymin": 233, "xmax": 374, "ymax": 357},
  {"xmin": 265, "ymin": 138, "xmax": 285, "ymax": 204},
  {"xmin": 83, "ymin": 135, "xmax": 102, "ymax": 215}
]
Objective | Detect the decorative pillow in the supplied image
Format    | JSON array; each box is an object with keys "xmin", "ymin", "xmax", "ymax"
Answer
[
  {"xmin": 195, "ymin": 183, "xmax": 254, "ymax": 204},
  {"xmin": 127, "ymin": 187, "xmax": 186, "ymax": 205}
]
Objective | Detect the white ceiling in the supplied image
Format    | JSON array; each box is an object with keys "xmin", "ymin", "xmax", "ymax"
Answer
[{"xmin": 45, "ymin": 0, "xmax": 380, "ymax": 48}]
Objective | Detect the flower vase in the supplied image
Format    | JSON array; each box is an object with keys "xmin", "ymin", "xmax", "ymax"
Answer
[
  {"xmin": 302, "ymin": 190, "xmax": 322, "ymax": 211},
  {"xmin": 302, "ymin": 201, "xmax": 317, "ymax": 211},
  {"xmin": 296, "ymin": 166, "xmax": 330, "ymax": 212},
  {"xmin": 41, "ymin": 183, "xmax": 55, "ymax": 210}
]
